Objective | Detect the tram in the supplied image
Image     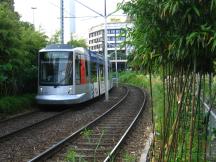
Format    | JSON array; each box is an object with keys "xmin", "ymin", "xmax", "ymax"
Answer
[{"xmin": 36, "ymin": 44, "xmax": 113, "ymax": 105}]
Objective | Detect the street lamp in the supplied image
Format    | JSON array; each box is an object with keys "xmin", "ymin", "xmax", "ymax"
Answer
[{"xmin": 31, "ymin": 7, "xmax": 37, "ymax": 27}]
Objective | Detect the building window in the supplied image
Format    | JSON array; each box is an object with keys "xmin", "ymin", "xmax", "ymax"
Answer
[
  {"xmin": 108, "ymin": 36, "xmax": 115, "ymax": 41},
  {"xmin": 117, "ymin": 37, "xmax": 125, "ymax": 41},
  {"xmin": 108, "ymin": 43, "xmax": 116, "ymax": 48},
  {"xmin": 108, "ymin": 29, "xmax": 115, "ymax": 34},
  {"xmin": 115, "ymin": 29, "xmax": 121, "ymax": 34}
]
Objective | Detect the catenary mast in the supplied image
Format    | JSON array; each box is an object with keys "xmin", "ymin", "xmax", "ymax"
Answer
[
  {"xmin": 60, "ymin": 0, "xmax": 64, "ymax": 44},
  {"xmin": 70, "ymin": 0, "xmax": 76, "ymax": 36}
]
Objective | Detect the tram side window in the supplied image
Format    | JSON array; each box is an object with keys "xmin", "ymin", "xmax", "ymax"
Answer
[
  {"xmin": 99, "ymin": 64, "xmax": 104, "ymax": 81},
  {"xmin": 91, "ymin": 62, "xmax": 97, "ymax": 83},
  {"xmin": 75, "ymin": 55, "xmax": 81, "ymax": 84},
  {"xmin": 109, "ymin": 66, "xmax": 112, "ymax": 80}
]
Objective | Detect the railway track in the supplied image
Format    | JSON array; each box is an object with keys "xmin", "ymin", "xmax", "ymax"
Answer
[
  {"xmin": 0, "ymin": 86, "xmax": 127, "ymax": 162},
  {"xmin": 29, "ymin": 86, "xmax": 146, "ymax": 162},
  {"xmin": 0, "ymin": 109, "xmax": 70, "ymax": 140},
  {"xmin": 0, "ymin": 87, "xmax": 122, "ymax": 142}
]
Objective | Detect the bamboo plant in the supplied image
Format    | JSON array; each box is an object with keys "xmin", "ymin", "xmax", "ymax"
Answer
[{"xmin": 121, "ymin": 0, "xmax": 216, "ymax": 161}]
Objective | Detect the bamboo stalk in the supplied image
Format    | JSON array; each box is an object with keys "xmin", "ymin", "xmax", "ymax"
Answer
[
  {"xmin": 165, "ymin": 65, "xmax": 190, "ymax": 161},
  {"xmin": 189, "ymin": 58, "xmax": 197, "ymax": 162},
  {"xmin": 149, "ymin": 62, "xmax": 155, "ymax": 161}
]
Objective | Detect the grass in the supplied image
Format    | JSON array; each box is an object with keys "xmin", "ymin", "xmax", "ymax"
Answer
[
  {"xmin": 119, "ymin": 71, "xmax": 163, "ymax": 133},
  {"xmin": 122, "ymin": 151, "xmax": 136, "ymax": 162},
  {"xmin": 66, "ymin": 128, "xmax": 106, "ymax": 162},
  {"xmin": 119, "ymin": 71, "xmax": 171, "ymax": 160},
  {"xmin": 0, "ymin": 94, "xmax": 35, "ymax": 116}
]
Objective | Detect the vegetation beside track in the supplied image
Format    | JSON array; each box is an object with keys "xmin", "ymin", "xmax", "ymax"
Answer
[
  {"xmin": 0, "ymin": 94, "xmax": 35, "ymax": 118},
  {"xmin": 119, "ymin": 71, "xmax": 210, "ymax": 161},
  {"xmin": 120, "ymin": 0, "xmax": 216, "ymax": 161},
  {"xmin": 119, "ymin": 71, "xmax": 163, "ymax": 131}
]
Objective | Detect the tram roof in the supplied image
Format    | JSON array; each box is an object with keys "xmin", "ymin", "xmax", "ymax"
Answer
[
  {"xmin": 39, "ymin": 44, "xmax": 105, "ymax": 63},
  {"xmin": 39, "ymin": 44, "xmax": 74, "ymax": 52}
]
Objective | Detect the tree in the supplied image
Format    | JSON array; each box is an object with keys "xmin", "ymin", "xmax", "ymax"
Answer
[
  {"xmin": 0, "ymin": 0, "xmax": 14, "ymax": 10},
  {"xmin": 19, "ymin": 22, "xmax": 47, "ymax": 92},
  {"xmin": 0, "ymin": 3, "xmax": 47, "ymax": 96},
  {"xmin": 67, "ymin": 38, "xmax": 88, "ymax": 48},
  {"xmin": 0, "ymin": 3, "xmax": 22, "ymax": 95},
  {"xmin": 48, "ymin": 30, "xmax": 61, "ymax": 44}
]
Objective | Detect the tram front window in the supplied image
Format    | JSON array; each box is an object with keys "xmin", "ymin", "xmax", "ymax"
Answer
[{"xmin": 39, "ymin": 52, "xmax": 73, "ymax": 86}]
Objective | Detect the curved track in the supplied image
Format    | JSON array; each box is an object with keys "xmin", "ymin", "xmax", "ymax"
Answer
[
  {"xmin": 0, "ymin": 86, "xmax": 127, "ymax": 162},
  {"xmin": 29, "ymin": 86, "xmax": 146, "ymax": 162}
]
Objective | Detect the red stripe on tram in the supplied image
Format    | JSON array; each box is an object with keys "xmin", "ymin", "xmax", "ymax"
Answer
[{"xmin": 80, "ymin": 59, "xmax": 86, "ymax": 84}]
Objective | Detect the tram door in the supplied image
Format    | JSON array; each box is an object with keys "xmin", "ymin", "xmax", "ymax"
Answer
[
  {"xmin": 99, "ymin": 64, "xmax": 105, "ymax": 94},
  {"xmin": 74, "ymin": 53, "xmax": 88, "ymax": 94},
  {"xmin": 90, "ymin": 62, "xmax": 99, "ymax": 97},
  {"xmin": 80, "ymin": 58, "xmax": 86, "ymax": 84}
]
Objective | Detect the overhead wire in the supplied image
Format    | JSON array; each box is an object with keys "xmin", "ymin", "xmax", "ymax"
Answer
[{"xmin": 45, "ymin": 0, "xmax": 126, "ymax": 21}]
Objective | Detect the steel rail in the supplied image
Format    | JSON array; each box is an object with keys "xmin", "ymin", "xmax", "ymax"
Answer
[
  {"xmin": 28, "ymin": 86, "xmax": 129, "ymax": 162},
  {"xmin": 0, "ymin": 110, "xmax": 38, "ymax": 124},
  {"xmin": 104, "ymin": 87, "xmax": 146, "ymax": 161},
  {"xmin": 0, "ymin": 109, "xmax": 71, "ymax": 141}
]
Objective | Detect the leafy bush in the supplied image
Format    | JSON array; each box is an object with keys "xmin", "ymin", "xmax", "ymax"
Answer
[
  {"xmin": 0, "ymin": 94, "xmax": 35, "ymax": 115},
  {"xmin": 119, "ymin": 71, "xmax": 149, "ymax": 88},
  {"xmin": 0, "ymin": 3, "xmax": 47, "ymax": 96}
]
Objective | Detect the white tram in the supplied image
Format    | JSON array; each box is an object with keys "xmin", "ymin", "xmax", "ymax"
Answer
[{"xmin": 36, "ymin": 44, "xmax": 113, "ymax": 105}]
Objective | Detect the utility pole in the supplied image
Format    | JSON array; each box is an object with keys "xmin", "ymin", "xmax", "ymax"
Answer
[
  {"xmin": 31, "ymin": 7, "xmax": 37, "ymax": 27},
  {"xmin": 60, "ymin": 0, "xmax": 64, "ymax": 44},
  {"xmin": 104, "ymin": 0, "xmax": 109, "ymax": 101},
  {"xmin": 70, "ymin": 0, "xmax": 76, "ymax": 38},
  {"xmin": 115, "ymin": 30, "xmax": 118, "ymax": 87},
  {"xmin": 73, "ymin": 0, "xmax": 110, "ymax": 101}
]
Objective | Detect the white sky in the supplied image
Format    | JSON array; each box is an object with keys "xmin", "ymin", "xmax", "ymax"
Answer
[{"xmin": 14, "ymin": 0, "xmax": 126, "ymax": 42}]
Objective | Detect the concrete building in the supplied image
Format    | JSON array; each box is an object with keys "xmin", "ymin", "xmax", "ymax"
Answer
[{"xmin": 88, "ymin": 19, "xmax": 132, "ymax": 71}]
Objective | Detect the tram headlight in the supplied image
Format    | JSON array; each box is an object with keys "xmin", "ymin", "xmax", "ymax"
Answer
[
  {"xmin": 68, "ymin": 87, "xmax": 72, "ymax": 94},
  {"xmin": 40, "ymin": 87, "xmax": 43, "ymax": 92}
]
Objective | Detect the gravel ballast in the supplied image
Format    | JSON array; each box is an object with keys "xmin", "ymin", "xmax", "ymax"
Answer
[{"xmin": 0, "ymin": 87, "xmax": 125, "ymax": 162}]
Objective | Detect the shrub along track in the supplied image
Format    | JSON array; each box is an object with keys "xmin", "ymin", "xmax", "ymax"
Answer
[
  {"xmin": 0, "ymin": 86, "xmax": 126, "ymax": 162},
  {"xmin": 29, "ymin": 86, "xmax": 147, "ymax": 162}
]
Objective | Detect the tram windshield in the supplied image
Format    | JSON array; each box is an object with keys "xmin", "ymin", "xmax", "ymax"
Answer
[{"xmin": 39, "ymin": 52, "xmax": 73, "ymax": 86}]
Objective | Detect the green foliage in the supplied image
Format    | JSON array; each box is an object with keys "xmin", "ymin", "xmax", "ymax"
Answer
[
  {"xmin": 65, "ymin": 149, "xmax": 77, "ymax": 162},
  {"xmin": 80, "ymin": 128, "xmax": 93, "ymax": 143},
  {"xmin": 0, "ymin": 3, "xmax": 47, "ymax": 96},
  {"xmin": 48, "ymin": 30, "xmax": 61, "ymax": 44},
  {"xmin": 65, "ymin": 149, "xmax": 87, "ymax": 162},
  {"xmin": 67, "ymin": 38, "xmax": 88, "ymax": 48},
  {"xmin": 121, "ymin": 0, "xmax": 216, "ymax": 161},
  {"xmin": 121, "ymin": 0, "xmax": 216, "ymax": 74},
  {"xmin": 119, "ymin": 71, "xmax": 163, "ymax": 132},
  {"xmin": 0, "ymin": 94, "xmax": 35, "ymax": 115},
  {"xmin": 122, "ymin": 151, "xmax": 136, "ymax": 162},
  {"xmin": 119, "ymin": 71, "xmax": 149, "ymax": 88},
  {"xmin": 0, "ymin": 0, "xmax": 14, "ymax": 10}
]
